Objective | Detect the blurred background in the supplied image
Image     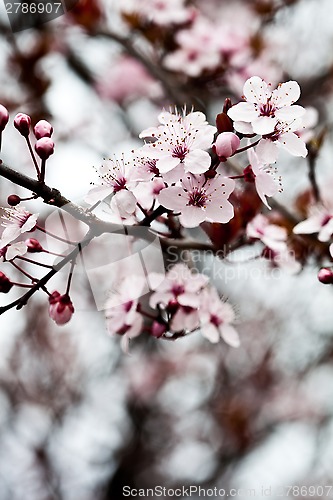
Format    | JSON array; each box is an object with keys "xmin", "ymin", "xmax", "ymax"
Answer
[{"xmin": 1, "ymin": 0, "xmax": 333, "ymax": 498}]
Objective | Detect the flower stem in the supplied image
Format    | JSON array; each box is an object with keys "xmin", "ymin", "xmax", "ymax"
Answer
[{"xmin": 25, "ymin": 137, "xmax": 41, "ymax": 179}]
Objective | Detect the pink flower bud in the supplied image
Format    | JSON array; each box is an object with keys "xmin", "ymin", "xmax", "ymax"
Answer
[
  {"xmin": 213, "ymin": 132, "xmax": 240, "ymax": 161},
  {"xmin": 0, "ymin": 271, "xmax": 13, "ymax": 293},
  {"xmin": 7, "ymin": 194, "xmax": 21, "ymax": 206},
  {"xmin": 48, "ymin": 291, "xmax": 74, "ymax": 325},
  {"xmin": 151, "ymin": 321, "xmax": 167, "ymax": 338},
  {"xmin": 0, "ymin": 104, "xmax": 9, "ymax": 131},
  {"xmin": 14, "ymin": 113, "xmax": 31, "ymax": 137},
  {"xmin": 34, "ymin": 120, "xmax": 53, "ymax": 139},
  {"xmin": 318, "ymin": 268, "xmax": 333, "ymax": 285},
  {"xmin": 35, "ymin": 137, "xmax": 54, "ymax": 160},
  {"xmin": 25, "ymin": 238, "xmax": 43, "ymax": 253}
]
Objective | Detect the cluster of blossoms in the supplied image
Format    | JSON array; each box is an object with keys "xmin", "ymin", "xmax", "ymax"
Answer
[
  {"xmin": 0, "ymin": 75, "xmax": 324, "ymax": 351},
  {"xmin": 105, "ymin": 264, "xmax": 239, "ymax": 352},
  {"xmin": 87, "ymin": 76, "xmax": 309, "ymax": 226},
  {"xmin": 115, "ymin": 0, "xmax": 281, "ymax": 99}
]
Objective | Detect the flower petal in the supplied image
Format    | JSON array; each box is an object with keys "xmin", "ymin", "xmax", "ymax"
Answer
[
  {"xmin": 271, "ymin": 81, "xmax": 300, "ymax": 107},
  {"xmin": 184, "ymin": 149, "xmax": 211, "ymax": 174},
  {"xmin": 278, "ymin": 132, "xmax": 307, "ymax": 157},
  {"xmin": 220, "ymin": 324, "xmax": 240, "ymax": 347},
  {"xmin": 243, "ymin": 76, "xmax": 271, "ymax": 104},
  {"xmin": 256, "ymin": 139, "xmax": 279, "ymax": 163},
  {"xmin": 252, "ymin": 116, "xmax": 277, "ymax": 135},
  {"xmin": 179, "ymin": 206, "xmax": 206, "ymax": 227},
  {"xmin": 228, "ymin": 102, "xmax": 258, "ymax": 122}
]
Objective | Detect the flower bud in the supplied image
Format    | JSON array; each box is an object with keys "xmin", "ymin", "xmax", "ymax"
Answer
[
  {"xmin": 0, "ymin": 271, "xmax": 13, "ymax": 293},
  {"xmin": 216, "ymin": 112, "xmax": 234, "ymax": 134},
  {"xmin": 48, "ymin": 291, "xmax": 74, "ymax": 325},
  {"xmin": 213, "ymin": 132, "xmax": 240, "ymax": 161},
  {"xmin": 34, "ymin": 120, "xmax": 53, "ymax": 139},
  {"xmin": 0, "ymin": 104, "xmax": 9, "ymax": 131},
  {"xmin": 35, "ymin": 137, "xmax": 54, "ymax": 160},
  {"xmin": 151, "ymin": 321, "xmax": 167, "ymax": 338},
  {"xmin": 318, "ymin": 267, "xmax": 333, "ymax": 285},
  {"xmin": 25, "ymin": 238, "xmax": 43, "ymax": 253},
  {"xmin": 223, "ymin": 98, "xmax": 232, "ymax": 114},
  {"xmin": 7, "ymin": 194, "xmax": 21, "ymax": 206},
  {"xmin": 14, "ymin": 113, "xmax": 31, "ymax": 137}
]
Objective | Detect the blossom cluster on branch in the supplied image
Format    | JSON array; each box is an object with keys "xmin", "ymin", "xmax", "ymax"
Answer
[{"xmin": 0, "ymin": 74, "xmax": 331, "ymax": 351}]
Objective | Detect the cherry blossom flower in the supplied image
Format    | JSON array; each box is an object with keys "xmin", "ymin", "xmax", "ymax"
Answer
[
  {"xmin": 228, "ymin": 76, "xmax": 305, "ymax": 135},
  {"xmin": 149, "ymin": 263, "xmax": 209, "ymax": 310},
  {"xmin": 0, "ymin": 241, "xmax": 27, "ymax": 261},
  {"xmin": 105, "ymin": 276, "xmax": 145, "ymax": 352},
  {"xmin": 48, "ymin": 292, "xmax": 74, "ymax": 326},
  {"xmin": 140, "ymin": 109, "xmax": 216, "ymax": 175},
  {"xmin": 262, "ymin": 246, "xmax": 301, "ymax": 274},
  {"xmin": 163, "ymin": 18, "xmax": 221, "ymax": 77},
  {"xmin": 199, "ymin": 288, "xmax": 239, "ymax": 346},
  {"xmin": 158, "ymin": 174, "xmax": 235, "ymax": 228},
  {"xmin": 246, "ymin": 214, "xmax": 288, "ymax": 251},
  {"xmin": 121, "ymin": 0, "xmax": 192, "ymax": 26},
  {"xmin": 245, "ymin": 149, "xmax": 280, "ymax": 208},
  {"xmin": 293, "ymin": 208, "xmax": 333, "ymax": 242},
  {"xmin": 85, "ymin": 156, "xmax": 140, "ymax": 216},
  {"xmin": 96, "ymin": 56, "xmax": 162, "ymax": 105},
  {"xmin": 255, "ymin": 120, "xmax": 307, "ymax": 164},
  {"xmin": 150, "ymin": 263, "xmax": 208, "ymax": 333},
  {"xmin": 0, "ymin": 206, "xmax": 38, "ymax": 247}
]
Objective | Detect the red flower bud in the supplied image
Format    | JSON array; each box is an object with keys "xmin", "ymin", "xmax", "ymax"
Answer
[
  {"xmin": 0, "ymin": 104, "xmax": 9, "ymax": 132},
  {"xmin": 35, "ymin": 137, "xmax": 55, "ymax": 160},
  {"xmin": 318, "ymin": 268, "xmax": 333, "ymax": 285},
  {"xmin": 14, "ymin": 113, "xmax": 31, "ymax": 137},
  {"xmin": 25, "ymin": 238, "xmax": 44, "ymax": 253},
  {"xmin": 223, "ymin": 98, "xmax": 232, "ymax": 114},
  {"xmin": 151, "ymin": 321, "xmax": 167, "ymax": 338},
  {"xmin": 7, "ymin": 194, "xmax": 21, "ymax": 206},
  {"xmin": 216, "ymin": 112, "xmax": 234, "ymax": 134},
  {"xmin": 48, "ymin": 291, "xmax": 74, "ymax": 325},
  {"xmin": 0, "ymin": 271, "xmax": 13, "ymax": 293},
  {"xmin": 34, "ymin": 120, "xmax": 53, "ymax": 139}
]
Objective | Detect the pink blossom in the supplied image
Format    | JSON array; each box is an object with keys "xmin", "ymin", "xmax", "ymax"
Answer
[
  {"xmin": 140, "ymin": 109, "xmax": 216, "ymax": 175},
  {"xmin": 163, "ymin": 18, "xmax": 221, "ymax": 77},
  {"xmin": 255, "ymin": 120, "xmax": 307, "ymax": 163},
  {"xmin": 246, "ymin": 148, "xmax": 279, "ymax": 208},
  {"xmin": 246, "ymin": 214, "xmax": 287, "ymax": 251},
  {"xmin": 213, "ymin": 132, "xmax": 240, "ymax": 161},
  {"xmin": 85, "ymin": 156, "xmax": 140, "ymax": 215},
  {"xmin": 105, "ymin": 276, "xmax": 145, "ymax": 352},
  {"xmin": 149, "ymin": 263, "xmax": 209, "ymax": 310},
  {"xmin": 228, "ymin": 76, "xmax": 305, "ymax": 135},
  {"xmin": 295, "ymin": 106, "xmax": 319, "ymax": 143},
  {"xmin": 48, "ymin": 292, "xmax": 74, "ymax": 325},
  {"xmin": 158, "ymin": 174, "xmax": 235, "ymax": 228},
  {"xmin": 149, "ymin": 263, "xmax": 208, "ymax": 334},
  {"xmin": 96, "ymin": 56, "xmax": 162, "ymax": 104},
  {"xmin": 199, "ymin": 288, "xmax": 239, "ymax": 346},
  {"xmin": 293, "ymin": 208, "xmax": 333, "ymax": 242},
  {"xmin": 0, "ymin": 207, "xmax": 38, "ymax": 247}
]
